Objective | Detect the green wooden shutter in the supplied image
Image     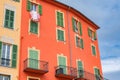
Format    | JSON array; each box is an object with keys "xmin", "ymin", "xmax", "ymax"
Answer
[
  {"xmin": 92, "ymin": 46, "xmax": 96, "ymax": 56},
  {"xmin": 94, "ymin": 32, "xmax": 97, "ymax": 40},
  {"xmin": 61, "ymin": 30, "xmax": 64, "ymax": 41},
  {"xmin": 80, "ymin": 38, "xmax": 84, "ymax": 49},
  {"xmin": 27, "ymin": 0, "xmax": 32, "ymax": 11},
  {"xmin": 76, "ymin": 36, "xmax": 79, "ymax": 47},
  {"xmin": 9, "ymin": 11, "xmax": 14, "ymax": 29},
  {"xmin": 78, "ymin": 22, "xmax": 82, "ymax": 36},
  {"xmin": 88, "ymin": 28, "xmax": 91, "ymax": 37},
  {"xmin": 60, "ymin": 13, "xmax": 63, "ymax": 27},
  {"xmin": 57, "ymin": 30, "xmax": 64, "ymax": 41},
  {"xmin": 38, "ymin": 4, "xmax": 42, "ymax": 15},
  {"xmin": 78, "ymin": 61, "xmax": 84, "ymax": 77},
  {"xmin": 30, "ymin": 21, "xmax": 38, "ymax": 34},
  {"xmin": 94, "ymin": 68, "xmax": 100, "ymax": 80},
  {"xmin": 0, "ymin": 41, "xmax": 2, "ymax": 59},
  {"xmin": 57, "ymin": 11, "xmax": 60, "ymax": 26},
  {"xmin": 58, "ymin": 56, "xmax": 66, "ymax": 74},
  {"xmin": 72, "ymin": 17, "xmax": 75, "ymax": 32},
  {"xmin": 29, "ymin": 50, "xmax": 38, "ymax": 69},
  {"xmin": 12, "ymin": 45, "xmax": 17, "ymax": 68}
]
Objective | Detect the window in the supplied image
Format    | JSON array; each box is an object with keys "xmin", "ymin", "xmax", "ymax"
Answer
[
  {"xmin": 58, "ymin": 55, "xmax": 67, "ymax": 74},
  {"xmin": 57, "ymin": 11, "xmax": 64, "ymax": 27},
  {"xmin": 88, "ymin": 28, "xmax": 97, "ymax": 40},
  {"xmin": 94, "ymin": 68, "xmax": 100, "ymax": 80},
  {"xmin": 77, "ymin": 61, "xmax": 84, "ymax": 78},
  {"xmin": 27, "ymin": 0, "xmax": 42, "ymax": 15},
  {"xmin": 75, "ymin": 36, "xmax": 84, "ymax": 49},
  {"xmin": 0, "ymin": 41, "xmax": 18, "ymax": 68},
  {"xmin": 29, "ymin": 49, "xmax": 39, "ymax": 69},
  {"xmin": 30, "ymin": 20, "xmax": 38, "ymax": 34},
  {"xmin": 72, "ymin": 17, "xmax": 82, "ymax": 35},
  {"xmin": 4, "ymin": 9, "xmax": 15, "ymax": 29},
  {"xmin": 92, "ymin": 45, "xmax": 96, "ymax": 56},
  {"xmin": 13, "ymin": 0, "xmax": 20, "ymax": 2},
  {"xmin": 57, "ymin": 29, "xmax": 64, "ymax": 41},
  {"xmin": 0, "ymin": 74, "xmax": 10, "ymax": 80}
]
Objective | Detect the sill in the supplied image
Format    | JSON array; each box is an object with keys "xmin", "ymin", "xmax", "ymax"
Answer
[{"xmin": 57, "ymin": 40, "xmax": 66, "ymax": 44}]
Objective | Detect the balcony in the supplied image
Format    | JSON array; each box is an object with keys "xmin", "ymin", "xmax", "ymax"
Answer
[
  {"xmin": 75, "ymin": 70, "xmax": 108, "ymax": 80},
  {"xmin": 0, "ymin": 58, "xmax": 11, "ymax": 67},
  {"xmin": 24, "ymin": 58, "xmax": 48, "ymax": 74},
  {"xmin": 55, "ymin": 65, "xmax": 77, "ymax": 79}
]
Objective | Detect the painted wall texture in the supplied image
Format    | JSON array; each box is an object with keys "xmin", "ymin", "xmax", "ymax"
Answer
[
  {"xmin": 0, "ymin": 0, "xmax": 21, "ymax": 80},
  {"xmin": 20, "ymin": 0, "xmax": 102, "ymax": 80}
]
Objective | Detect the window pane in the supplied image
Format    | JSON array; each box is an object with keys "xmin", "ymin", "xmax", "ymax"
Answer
[{"xmin": 2, "ymin": 44, "xmax": 6, "ymax": 58}]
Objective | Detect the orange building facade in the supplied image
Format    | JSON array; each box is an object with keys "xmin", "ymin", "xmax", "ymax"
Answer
[{"xmin": 20, "ymin": 0, "xmax": 103, "ymax": 80}]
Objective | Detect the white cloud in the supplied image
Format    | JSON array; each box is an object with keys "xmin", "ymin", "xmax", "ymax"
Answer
[{"xmin": 102, "ymin": 57, "xmax": 120, "ymax": 73}]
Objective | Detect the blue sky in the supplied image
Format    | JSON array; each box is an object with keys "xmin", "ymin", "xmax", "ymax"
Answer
[{"xmin": 57, "ymin": 0, "xmax": 120, "ymax": 80}]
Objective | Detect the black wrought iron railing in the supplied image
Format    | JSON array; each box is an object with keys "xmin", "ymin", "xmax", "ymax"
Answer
[
  {"xmin": 76, "ymin": 70, "xmax": 109, "ymax": 80},
  {"xmin": 0, "ymin": 58, "xmax": 11, "ymax": 67},
  {"xmin": 24, "ymin": 58, "xmax": 48, "ymax": 72},
  {"xmin": 55, "ymin": 65, "xmax": 77, "ymax": 77}
]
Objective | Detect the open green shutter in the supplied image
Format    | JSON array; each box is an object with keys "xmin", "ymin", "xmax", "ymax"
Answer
[
  {"xmin": 72, "ymin": 17, "xmax": 75, "ymax": 32},
  {"xmin": 94, "ymin": 32, "xmax": 97, "ymax": 40},
  {"xmin": 57, "ymin": 30, "xmax": 60, "ymax": 40},
  {"xmin": 38, "ymin": 4, "xmax": 42, "ymax": 15},
  {"xmin": 76, "ymin": 36, "xmax": 79, "ymax": 47},
  {"xmin": 12, "ymin": 45, "xmax": 18, "ymax": 68},
  {"xmin": 0, "ymin": 41, "xmax": 2, "ymax": 59},
  {"xmin": 80, "ymin": 39, "xmax": 84, "ymax": 49},
  {"xmin": 78, "ymin": 22, "xmax": 82, "ymax": 36},
  {"xmin": 57, "ymin": 11, "xmax": 60, "ymax": 26},
  {"xmin": 27, "ymin": 0, "xmax": 32, "ymax": 11},
  {"xmin": 88, "ymin": 28, "xmax": 90, "ymax": 37}
]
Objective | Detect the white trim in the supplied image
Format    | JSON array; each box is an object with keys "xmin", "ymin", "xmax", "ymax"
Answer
[
  {"xmin": 3, "ymin": 4, "xmax": 16, "ymax": 30},
  {"xmin": 27, "ymin": 76, "xmax": 40, "ymax": 80}
]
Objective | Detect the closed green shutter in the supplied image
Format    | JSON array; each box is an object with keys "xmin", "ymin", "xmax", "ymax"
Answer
[
  {"xmin": 92, "ymin": 46, "xmax": 96, "ymax": 56},
  {"xmin": 14, "ymin": 0, "xmax": 20, "ymax": 2},
  {"xmin": 38, "ymin": 4, "xmax": 42, "ymax": 15},
  {"xmin": 27, "ymin": 0, "xmax": 32, "ymax": 11},
  {"xmin": 12, "ymin": 45, "xmax": 17, "ymax": 68},
  {"xmin": 4, "ymin": 9, "xmax": 14, "ymax": 29},
  {"xmin": 78, "ymin": 22, "xmax": 82, "ymax": 36},
  {"xmin": 57, "ymin": 30, "xmax": 64, "ymax": 41},
  {"xmin": 94, "ymin": 32, "xmax": 97, "ymax": 40},
  {"xmin": 29, "ymin": 50, "xmax": 38, "ymax": 69},
  {"xmin": 80, "ymin": 38, "xmax": 84, "ymax": 49},
  {"xmin": 58, "ymin": 56, "xmax": 66, "ymax": 74},
  {"xmin": 57, "ymin": 11, "xmax": 60, "ymax": 26},
  {"xmin": 78, "ymin": 61, "xmax": 84, "ymax": 77},
  {"xmin": 72, "ymin": 17, "xmax": 75, "ymax": 32},
  {"xmin": 60, "ymin": 13, "xmax": 63, "ymax": 27},
  {"xmin": 0, "ymin": 41, "xmax": 2, "ymax": 59},
  {"xmin": 30, "ymin": 21, "xmax": 38, "ymax": 34}
]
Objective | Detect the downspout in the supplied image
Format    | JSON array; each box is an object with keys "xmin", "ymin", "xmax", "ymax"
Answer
[{"xmin": 66, "ymin": 6, "xmax": 72, "ymax": 67}]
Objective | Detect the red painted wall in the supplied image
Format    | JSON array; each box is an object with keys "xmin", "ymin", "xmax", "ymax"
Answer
[{"xmin": 19, "ymin": 0, "xmax": 102, "ymax": 80}]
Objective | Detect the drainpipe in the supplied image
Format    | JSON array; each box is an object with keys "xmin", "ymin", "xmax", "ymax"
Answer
[{"xmin": 66, "ymin": 6, "xmax": 72, "ymax": 67}]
